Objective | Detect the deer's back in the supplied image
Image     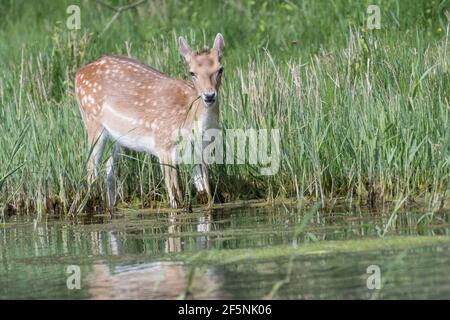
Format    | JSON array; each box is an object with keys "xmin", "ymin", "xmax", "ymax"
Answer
[
  {"xmin": 75, "ymin": 55, "xmax": 200, "ymax": 153},
  {"xmin": 75, "ymin": 55, "xmax": 196, "ymax": 115}
]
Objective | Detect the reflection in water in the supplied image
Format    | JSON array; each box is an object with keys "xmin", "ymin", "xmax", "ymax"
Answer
[
  {"xmin": 167, "ymin": 213, "xmax": 181, "ymax": 253},
  {"xmin": 85, "ymin": 213, "xmax": 224, "ymax": 299},
  {"xmin": 166, "ymin": 212, "xmax": 211, "ymax": 253},
  {"xmin": 0, "ymin": 205, "xmax": 449, "ymax": 299},
  {"xmin": 87, "ymin": 262, "xmax": 228, "ymax": 299},
  {"xmin": 109, "ymin": 231, "xmax": 120, "ymax": 255},
  {"xmin": 196, "ymin": 214, "xmax": 212, "ymax": 250},
  {"xmin": 163, "ymin": 211, "xmax": 213, "ymax": 253}
]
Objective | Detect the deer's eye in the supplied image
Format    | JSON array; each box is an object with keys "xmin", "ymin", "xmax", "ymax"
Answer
[{"xmin": 189, "ymin": 71, "xmax": 196, "ymax": 77}]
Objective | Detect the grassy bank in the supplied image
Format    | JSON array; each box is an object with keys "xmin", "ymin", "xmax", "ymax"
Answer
[{"xmin": 0, "ymin": 0, "xmax": 449, "ymax": 214}]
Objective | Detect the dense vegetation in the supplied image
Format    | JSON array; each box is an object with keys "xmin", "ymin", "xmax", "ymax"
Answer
[{"xmin": 0, "ymin": 0, "xmax": 448, "ymax": 214}]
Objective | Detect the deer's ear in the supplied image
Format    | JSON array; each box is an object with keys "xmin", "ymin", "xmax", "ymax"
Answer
[
  {"xmin": 178, "ymin": 37, "xmax": 192, "ymax": 61},
  {"xmin": 213, "ymin": 33, "xmax": 225, "ymax": 57}
]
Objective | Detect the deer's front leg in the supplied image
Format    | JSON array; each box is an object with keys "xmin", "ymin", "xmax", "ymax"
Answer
[
  {"xmin": 162, "ymin": 164, "xmax": 178, "ymax": 209},
  {"xmin": 192, "ymin": 163, "xmax": 213, "ymax": 206},
  {"xmin": 201, "ymin": 163, "xmax": 212, "ymax": 204},
  {"xmin": 171, "ymin": 164, "xmax": 184, "ymax": 208},
  {"xmin": 160, "ymin": 156, "xmax": 183, "ymax": 209}
]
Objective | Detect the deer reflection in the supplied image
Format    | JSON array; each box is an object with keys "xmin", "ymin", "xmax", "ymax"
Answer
[
  {"xmin": 83, "ymin": 211, "xmax": 214, "ymax": 256},
  {"xmin": 166, "ymin": 211, "xmax": 213, "ymax": 253},
  {"xmin": 196, "ymin": 213, "xmax": 212, "ymax": 250},
  {"xmin": 166, "ymin": 212, "xmax": 182, "ymax": 253},
  {"xmin": 87, "ymin": 260, "xmax": 228, "ymax": 299},
  {"xmin": 86, "ymin": 212, "xmax": 224, "ymax": 299}
]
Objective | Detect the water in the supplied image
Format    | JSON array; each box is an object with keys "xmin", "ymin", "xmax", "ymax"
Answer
[{"xmin": 1, "ymin": 204, "xmax": 449, "ymax": 299}]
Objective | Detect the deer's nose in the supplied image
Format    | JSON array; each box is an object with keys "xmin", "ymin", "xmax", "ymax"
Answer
[{"xmin": 202, "ymin": 91, "xmax": 216, "ymax": 104}]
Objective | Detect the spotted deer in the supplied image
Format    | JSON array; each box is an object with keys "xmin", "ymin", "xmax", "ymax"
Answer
[{"xmin": 75, "ymin": 34, "xmax": 225, "ymax": 209}]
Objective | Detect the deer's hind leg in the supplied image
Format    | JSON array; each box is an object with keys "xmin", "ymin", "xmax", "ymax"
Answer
[
  {"xmin": 106, "ymin": 143, "xmax": 121, "ymax": 208},
  {"xmin": 85, "ymin": 118, "xmax": 108, "ymax": 185}
]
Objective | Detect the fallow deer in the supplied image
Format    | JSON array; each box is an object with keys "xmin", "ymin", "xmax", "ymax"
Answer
[{"xmin": 75, "ymin": 34, "xmax": 225, "ymax": 209}]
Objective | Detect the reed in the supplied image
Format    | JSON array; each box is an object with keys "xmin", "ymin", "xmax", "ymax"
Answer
[{"xmin": 0, "ymin": 0, "xmax": 448, "ymax": 214}]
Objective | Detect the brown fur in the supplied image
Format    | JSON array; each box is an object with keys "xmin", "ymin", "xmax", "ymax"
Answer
[{"xmin": 75, "ymin": 34, "xmax": 225, "ymax": 209}]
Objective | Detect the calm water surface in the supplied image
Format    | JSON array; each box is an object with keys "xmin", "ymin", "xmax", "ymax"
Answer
[{"xmin": 1, "ymin": 204, "xmax": 449, "ymax": 299}]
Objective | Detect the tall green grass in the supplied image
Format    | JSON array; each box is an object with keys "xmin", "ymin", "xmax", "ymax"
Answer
[{"xmin": 0, "ymin": 0, "xmax": 448, "ymax": 214}]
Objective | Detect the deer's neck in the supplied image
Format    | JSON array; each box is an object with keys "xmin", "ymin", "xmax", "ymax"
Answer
[{"xmin": 190, "ymin": 99, "xmax": 219, "ymax": 134}]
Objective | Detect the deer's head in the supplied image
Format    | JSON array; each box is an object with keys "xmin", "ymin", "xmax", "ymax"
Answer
[{"xmin": 179, "ymin": 33, "xmax": 225, "ymax": 107}]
